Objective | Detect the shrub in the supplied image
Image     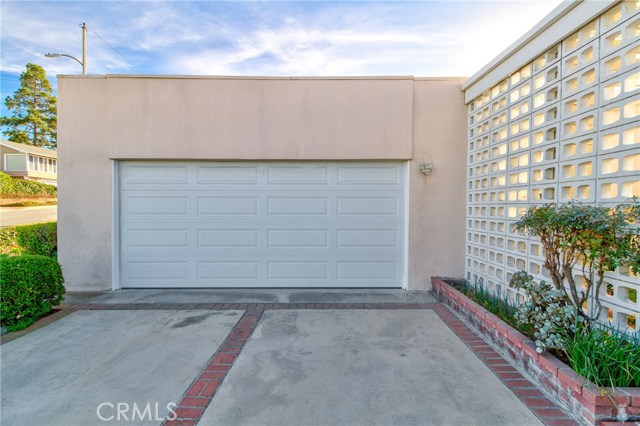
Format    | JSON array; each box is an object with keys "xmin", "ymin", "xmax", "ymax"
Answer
[
  {"xmin": 509, "ymin": 271, "xmax": 582, "ymax": 353},
  {"xmin": 0, "ymin": 227, "xmax": 24, "ymax": 255},
  {"xmin": 0, "ymin": 171, "xmax": 14, "ymax": 194},
  {"xmin": 0, "ymin": 254, "xmax": 65, "ymax": 329},
  {"xmin": 515, "ymin": 202, "xmax": 640, "ymax": 322},
  {"xmin": 15, "ymin": 222, "xmax": 57, "ymax": 257},
  {"xmin": 0, "ymin": 171, "xmax": 57, "ymax": 198},
  {"xmin": 12, "ymin": 179, "xmax": 57, "ymax": 197},
  {"xmin": 564, "ymin": 324, "xmax": 640, "ymax": 387}
]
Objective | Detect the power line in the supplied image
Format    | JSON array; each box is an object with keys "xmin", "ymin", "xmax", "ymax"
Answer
[{"xmin": 86, "ymin": 24, "xmax": 143, "ymax": 73}]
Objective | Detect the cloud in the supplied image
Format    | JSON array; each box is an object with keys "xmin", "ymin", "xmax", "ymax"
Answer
[{"xmin": 0, "ymin": 0, "xmax": 565, "ymax": 82}]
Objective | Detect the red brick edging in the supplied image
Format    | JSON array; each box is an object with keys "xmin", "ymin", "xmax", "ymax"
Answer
[
  {"xmin": 162, "ymin": 307, "xmax": 265, "ymax": 426},
  {"xmin": 431, "ymin": 277, "xmax": 640, "ymax": 426},
  {"xmin": 431, "ymin": 304, "xmax": 579, "ymax": 426}
]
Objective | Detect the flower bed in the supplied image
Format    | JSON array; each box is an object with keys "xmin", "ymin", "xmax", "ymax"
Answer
[{"xmin": 431, "ymin": 276, "xmax": 640, "ymax": 426}]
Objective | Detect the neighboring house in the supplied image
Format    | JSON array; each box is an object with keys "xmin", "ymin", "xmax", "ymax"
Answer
[
  {"xmin": 0, "ymin": 140, "xmax": 58, "ymax": 186},
  {"xmin": 57, "ymin": 0, "xmax": 639, "ymax": 335}
]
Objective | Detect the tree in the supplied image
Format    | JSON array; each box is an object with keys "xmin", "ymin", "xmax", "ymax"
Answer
[
  {"xmin": 515, "ymin": 201, "xmax": 640, "ymax": 322},
  {"xmin": 0, "ymin": 63, "xmax": 57, "ymax": 147}
]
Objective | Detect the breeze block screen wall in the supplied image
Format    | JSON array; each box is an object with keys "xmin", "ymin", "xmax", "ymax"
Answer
[{"xmin": 465, "ymin": 1, "xmax": 640, "ymax": 330}]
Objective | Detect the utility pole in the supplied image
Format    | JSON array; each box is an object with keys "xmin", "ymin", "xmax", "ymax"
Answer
[{"xmin": 81, "ymin": 22, "xmax": 87, "ymax": 75}]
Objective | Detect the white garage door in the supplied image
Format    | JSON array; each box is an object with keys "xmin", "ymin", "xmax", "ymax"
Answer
[{"xmin": 119, "ymin": 161, "xmax": 406, "ymax": 288}]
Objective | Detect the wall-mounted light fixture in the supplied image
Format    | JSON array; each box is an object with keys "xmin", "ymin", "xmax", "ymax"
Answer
[{"xmin": 419, "ymin": 163, "xmax": 433, "ymax": 176}]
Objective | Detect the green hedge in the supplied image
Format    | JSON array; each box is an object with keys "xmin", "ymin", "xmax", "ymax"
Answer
[
  {"xmin": 0, "ymin": 227, "xmax": 21, "ymax": 255},
  {"xmin": 0, "ymin": 171, "xmax": 57, "ymax": 198},
  {"xmin": 0, "ymin": 255, "xmax": 65, "ymax": 328},
  {"xmin": 0, "ymin": 172, "xmax": 14, "ymax": 195},
  {"xmin": 15, "ymin": 222, "xmax": 57, "ymax": 257}
]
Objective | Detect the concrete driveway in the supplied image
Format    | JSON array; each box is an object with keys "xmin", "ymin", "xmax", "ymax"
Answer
[
  {"xmin": 0, "ymin": 205, "xmax": 57, "ymax": 227},
  {"xmin": 1, "ymin": 290, "xmax": 577, "ymax": 426}
]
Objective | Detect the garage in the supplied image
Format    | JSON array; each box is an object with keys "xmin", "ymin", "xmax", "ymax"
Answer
[{"xmin": 118, "ymin": 161, "xmax": 407, "ymax": 288}]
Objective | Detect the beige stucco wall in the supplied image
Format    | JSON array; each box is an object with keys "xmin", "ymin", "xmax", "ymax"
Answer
[
  {"xmin": 408, "ymin": 78, "xmax": 467, "ymax": 289},
  {"xmin": 106, "ymin": 76, "xmax": 413, "ymax": 160},
  {"xmin": 58, "ymin": 77, "xmax": 112, "ymax": 290},
  {"xmin": 58, "ymin": 75, "xmax": 465, "ymax": 291}
]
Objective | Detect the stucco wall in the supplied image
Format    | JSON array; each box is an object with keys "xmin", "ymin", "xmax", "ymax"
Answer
[
  {"xmin": 408, "ymin": 78, "xmax": 467, "ymax": 289},
  {"xmin": 58, "ymin": 77, "xmax": 112, "ymax": 290},
  {"xmin": 106, "ymin": 76, "xmax": 414, "ymax": 160},
  {"xmin": 58, "ymin": 75, "xmax": 466, "ymax": 291}
]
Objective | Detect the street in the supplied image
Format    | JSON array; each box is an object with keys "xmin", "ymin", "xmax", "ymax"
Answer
[{"xmin": 0, "ymin": 205, "xmax": 57, "ymax": 227}]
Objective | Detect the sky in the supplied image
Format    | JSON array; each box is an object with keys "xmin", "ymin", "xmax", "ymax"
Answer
[{"xmin": 1, "ymin": 0, "xmax": 566, "ymax": 117}]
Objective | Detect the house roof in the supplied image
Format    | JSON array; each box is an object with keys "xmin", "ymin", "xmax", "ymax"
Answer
[{"xmin": 0, "ymin": 140, "xmax": 57, "ymax": 159}]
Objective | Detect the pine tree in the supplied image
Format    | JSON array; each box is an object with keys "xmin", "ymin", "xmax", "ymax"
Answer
[{"xmin": 0, "ymin": 63, "xmax": 57, "ymax": 147}]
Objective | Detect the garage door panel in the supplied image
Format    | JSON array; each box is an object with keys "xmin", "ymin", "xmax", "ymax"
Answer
[
  {"xmin": 198, "ymin": 261, "xmax": 259, "ymax": 280},
  {"xmin": 197, "ymin": 165, "xmax": 259, "ymax": 184},
  {"xmin": 127, "ymin": 261, "xmax": 189, "ymax": 280},
  {"xmin": 197, "ymin": 196, "xmax": 259, "ymax": 215},
  {"xmin": 267, "ymin": 229, "xmax": 328, "ymax": 248},
  {"xmin": 337, "ymin": 261, "xmax": 399, "ymax": 280},
  {"xmin": 197, "ymin": 229, "xmax": 259, "ymax": 248},
  {"xmin": 337, "ymin": 229, "xmax": 399, "ymax": 248},
  {"xmin": 125, "ymin": 229, "xmax": 189, "ymax": 248},
  {"xmin": 267, "ymin": 261, "xmax": 328, "ymax": 280},
  {"xmin": 125, "ymin": 196, "xmax": 189, "ymax": 216},
  {"xmin": 122, "ymin": 164, "xmax": 190, "ymax": 185},
  {"xmin": 267, "ymin": 165, "xmax": 329, "ymax": 184},
  {"xmin": 337, "ymin": 165, "xmax": 401, "ymax": 185},
  {"xmin": 267, "ymin": 197, "xmax": 329, "ymax": 216},
  {"xmin": 337, "ymin": 196, "xmax": 400, "ymax": 216},
  {"xmin": 120, "ymin": 161, "xmax": 405, "ymax": 288}
]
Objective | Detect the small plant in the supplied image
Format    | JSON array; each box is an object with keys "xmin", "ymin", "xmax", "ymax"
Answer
[
  {"xmin": 445, "ymin": 277, "xmax": 530, "ymax": 334},
  {"xmin": 515, "ymin": 202, "xmax": 640, "ymax": 322},
  {"xmin": 509, "ymin": 271, "xmax": 582, "ymax": 353},
  {"xmin": 563, "ymin": 323, "xmax": 640, "ymax": 388},
  {"xmin": 0, "ymin": 254, "xmax": 65, "ymax": 330}
]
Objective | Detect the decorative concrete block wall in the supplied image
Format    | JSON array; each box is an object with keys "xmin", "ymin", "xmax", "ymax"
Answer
[{"xmin": 465, "ymin": 1, "xmax": 640, "ymax": 330}]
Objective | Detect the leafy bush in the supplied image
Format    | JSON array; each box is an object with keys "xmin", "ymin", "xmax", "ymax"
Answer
[
  {"xmin": 0, "ymin": 227, "xmax": 24, "ymax": 255},
  {"xmin": 509, "ymin": 271, "xmax": 582, "ymax": 353},
  {"xmin": 0, "ymin": 172, "xmax": 14, "ymax": 194},
  {"xmin": 0, "ymin": 254, "xmax": 65, "ymax": 329},
  {"xmin": 15, "ymin": 222, "xmax": 57, "ymax": 257},
  {"xmin": 12, "ymin": 179, "xmax": 57, "ymax": 197},
  {"xmin": 515, "ymin": 202, "xmax": 640, "ymax": 322},
  {"xmin": 0, "ymin": 171, "xmax": 56, "ymax": 198},
  {"xmin": 564, "ymin": 324, "xmax": 640, "ymax": 387}
]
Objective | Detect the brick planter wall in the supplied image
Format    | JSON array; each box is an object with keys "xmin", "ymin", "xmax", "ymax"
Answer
[{"xmin": 431, "ymin": 277, "xmax": 640, "ymax": 426}]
